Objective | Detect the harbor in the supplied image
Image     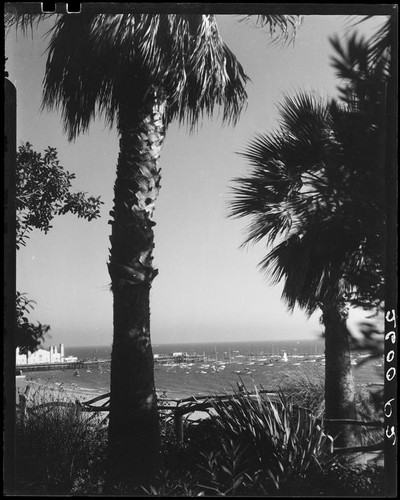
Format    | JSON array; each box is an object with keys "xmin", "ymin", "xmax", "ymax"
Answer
[{"xmin": 17, "ymin": 345, "xmax": 376, "ymax": 375}]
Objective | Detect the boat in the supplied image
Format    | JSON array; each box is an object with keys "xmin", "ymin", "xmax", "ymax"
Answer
[
  {"xmin": 73, "ymin": 369, "xmax": 80, "ymax": 377},
  {"xmin": 281, "ymin": 350, "xmax": 289, "ymax": 362}
]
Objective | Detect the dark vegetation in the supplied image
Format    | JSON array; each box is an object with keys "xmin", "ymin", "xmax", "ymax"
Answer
[{"xmin": 14, "ymin": 376, "xmax": 384, "ymax": 496}]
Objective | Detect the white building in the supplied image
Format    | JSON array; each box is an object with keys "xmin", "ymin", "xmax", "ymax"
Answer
[{"xmin": 16, "ymin": 343, "xmax": 77, "ymax": 365}]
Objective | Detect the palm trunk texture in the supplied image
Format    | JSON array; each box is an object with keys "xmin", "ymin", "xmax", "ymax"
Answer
[
  {"xmin": 107, "ymin": 89, "xmax": 166, "ymax": 488},
  {"xmin": 323, "ymin": 303, "xmax": 356, "ymax": 448}
]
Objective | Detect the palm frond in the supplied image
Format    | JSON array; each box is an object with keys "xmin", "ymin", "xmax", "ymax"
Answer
[
  {"xmin": 229, "ymin": 44, "xmax": 386, "ymax": 313},
  {"xmin": 348, "ymin": 15, "xmax": 392, "ymax": 65},
  {"xmin": 229, "ymin": 90, "xmax": 339, "ymax": 234},
  {"xmin": 260, "ymin": 220, "xmax": 355, "ymax": 315},
  {"xmin": 41, "ymin": 14, "xmax": 249, "ymax": 140},
  {"xmin": 4, "ymin": 11, "xmax": 55, "ymax": 35},
  {"xmin": 329, "ymin": 33, "xmax": 389, "ymax": 112},
  {"xmin": 241, "ymin": 14, "xmax": 303, "ymax": 46},
  {"xmin": 157, "ymin": 15, "xmax": 249, "ymax": 129},
  {"xmin": 42, "ymin": 14, "xmax": 117, "ymax": 140}
]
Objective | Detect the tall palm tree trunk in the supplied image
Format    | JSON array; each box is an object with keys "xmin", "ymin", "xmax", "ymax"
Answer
[
  {"xmin": 323, "ymin": 302, "xmax": 356, "ymax": 448},
  {"xmin": 107, "ymin": 88, "xmax": 166, "ymax": 488}
]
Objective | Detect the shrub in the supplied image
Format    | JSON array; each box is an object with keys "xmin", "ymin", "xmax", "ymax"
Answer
[
  {"xmin": 279, "ymin": 366, "xmax": 326, "ymax": 418},
  {"xmin": 192, "ymin": 387, "xmax": 333, "ymax": 495},
  {"xmin": 15, "ymin": 388, "xmax": 107, "ymax": 495},
  {"xmin": 281, "ymin": 366, "xmax": 383, "ymax": 449},
  {"xmin": 353, "ymin": 385, "xmax": 384, "ymax": 447}
]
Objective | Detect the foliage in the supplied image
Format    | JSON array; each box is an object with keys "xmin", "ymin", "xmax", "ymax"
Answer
[
  {"xmin": 39, "ymin": 13, "xmax": 250, "ymax": 140},
  {"xmin": 241, "ymin": 14, "xmax": 302, "ymax": 46},
  {"xmin": 15, "ymin": 292, "xmax": 50, "ymax": 354},
  {"xmin": 13, "ymin": 385, "xmax": 384, "ymax": 496},
  {"xmin": 142, "ymin": 470, "xmax": 205, "ymax": 497},
  {"xmin": 149, "ymin": 384, "xmax": 383, "ymax": 496},
  {"xmin": 280, "ymin": 367, "xmax": 383, "ymax": 447},
  {"xmin": 353, "ymin": 385, "xmax": 384, "ymax": 447},
  {"xmin": 16, "ymin": 141, "xmax": 103, "ymax": 249},
  {"xmin": 279, "ymin": 366, "xmax": 326, "ymax": 418},
  {"xmin": 230, "ymin": 33, "xmax": 388, "ymax": 315},
  {"xmin": 15, "ymin": 388, "xmax": 107, "ymax": 495},
  {"xmin": 194, "ymin": 388, "xmax": 333, "ymax": 495},
  {"xmin": 302, "ymin": 460, "xmax": 385, "ymax": 497}
]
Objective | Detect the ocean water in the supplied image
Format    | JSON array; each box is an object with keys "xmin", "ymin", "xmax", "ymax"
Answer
[
  {"xmin": 32, "ymin": 339, "xmax": 382, "ymax": 401},
  {"xmin": 66, "ymin": 339, "xmax": 326, "ymax": 362}
]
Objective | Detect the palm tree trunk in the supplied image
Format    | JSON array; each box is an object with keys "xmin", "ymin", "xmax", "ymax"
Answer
[
  {"xmin": 107, "ymin": 88, "xmax": 166, "ymax": 489},
  {"xmin": 323, "ymin": 302, "xmax": 356, "ymax": 448}
]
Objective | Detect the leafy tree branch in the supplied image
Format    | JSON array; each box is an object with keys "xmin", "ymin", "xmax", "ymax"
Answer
[
  {"xmin": 16, "ymin": 142, "xmax": 103, "ymax": 352},
  {"xmin": 16, "ymin": 142, "xmax": 103, "ymax": 249}
]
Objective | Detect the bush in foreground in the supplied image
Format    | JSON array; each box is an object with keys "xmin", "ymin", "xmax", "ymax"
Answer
[
  {"xmin": 192, "ymin": 389, "xmax": 334, "ymax": 495},
  {"xmin": 149, "ymin": 383, "xmax": 384, "ymax": 497},
  {"xmin": 280, "ymin": 366, "xmax": 383, "ymax": 447},
  {"xmin": 14, "ymin": 383, "xmax": 384, "ymax": 496},
  {"xmin": 15, "ymin": 388, "xmax": 107, "ymax": 495}
]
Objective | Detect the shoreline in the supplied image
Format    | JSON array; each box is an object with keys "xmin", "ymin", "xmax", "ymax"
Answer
[
  {"xmin": 17, "ymin": 376, "xmax": 191, "ymax": 405},
  {"xmin": 18, "ymin": 378, "xmax": 106, "ymax": 402}
]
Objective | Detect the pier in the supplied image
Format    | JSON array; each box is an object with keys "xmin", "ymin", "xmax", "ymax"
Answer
[{"xmin": 16, "ymin": 359, "xmax": 110, "ymax": 373}]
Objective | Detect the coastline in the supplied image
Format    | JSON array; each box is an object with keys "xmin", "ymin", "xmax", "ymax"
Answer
[
  {"xmin": 17, "ymin": 374, "xmax": 190, "ymax": 405},
  {"xmin": 18, "ymin": 378, "xmax": 105, "ymax": 403}
]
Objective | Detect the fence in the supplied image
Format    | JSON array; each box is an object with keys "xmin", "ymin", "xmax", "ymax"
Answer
[{"xmin": 17, "ymin": 388, "xmax": 384, "ymax": 455}]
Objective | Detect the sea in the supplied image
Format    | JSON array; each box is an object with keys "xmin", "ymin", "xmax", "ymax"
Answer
[
  {"xmin": 67, "ymin": 339, "xmax": 326, "ymax": 360},
  {"xmin": 23, "ymin": 340, "xmax": 384, "ymax": 402}
]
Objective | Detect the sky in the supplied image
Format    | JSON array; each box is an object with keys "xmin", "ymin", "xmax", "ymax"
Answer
[{"xmin": 6, "ymin": 10, "xmax": 387, "ymax": 347}]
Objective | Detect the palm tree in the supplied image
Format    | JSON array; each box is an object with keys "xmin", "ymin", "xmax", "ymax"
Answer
[
  {"xmin": 41, "ymin": 13, "xmax": 250, "ymax": 487},
  {"xmin": 230, "ymin": 34, "xmax": 387, "ymax": 447},
  {"xmin": 6, "ymin": 10, "xmax": 300, "ymax": 488}
]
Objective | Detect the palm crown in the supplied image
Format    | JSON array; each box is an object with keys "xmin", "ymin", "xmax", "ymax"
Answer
[{"xmin": 40, "ymin": 14, "xmax": 249, "ymax": 140}]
